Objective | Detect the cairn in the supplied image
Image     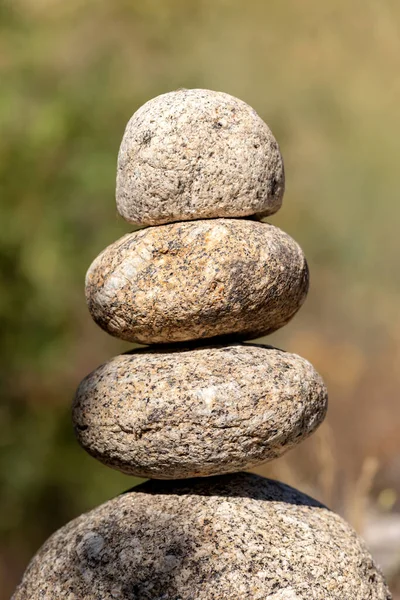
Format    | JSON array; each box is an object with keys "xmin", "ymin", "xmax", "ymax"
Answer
[{"xmin": 13, "ymin": 89, "xmax": 391, "ymax": 599}]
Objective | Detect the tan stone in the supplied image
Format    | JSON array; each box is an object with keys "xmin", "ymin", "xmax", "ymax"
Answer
[
  {"xmin": 73, "ymin": 344, "xmax": 327, "ymax": 478},
  {"xmin": 85, "ymin": 219, "xmax": 309, "ymax": 344},
  {"xmin": 116, "ymin": 89, "xmax": 284, "ymax": 225},
  {"xmin": 13, "ymin": 474, "xmax": 391, "ymax": 600}
]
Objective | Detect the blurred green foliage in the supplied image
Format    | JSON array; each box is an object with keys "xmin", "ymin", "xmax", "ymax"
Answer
[{"xmin": 1, "ymin": 0, "xmax": 400, "ymax": 595}]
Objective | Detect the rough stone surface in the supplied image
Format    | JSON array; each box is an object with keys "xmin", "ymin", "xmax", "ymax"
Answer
[
  {"xmin": 116, "ymin": 89, "xmax": 284, "ymax": 226},
  {"xmin": 85, "ymin": 219, "xmax": 309, "ymax": 344},
  {"xmin": 73, "ymin": 344, "xmax": 328, "ymax": 478},
  {"xmin": 13, "ymin": 473, "xmax": 391, "ymax": 600}
]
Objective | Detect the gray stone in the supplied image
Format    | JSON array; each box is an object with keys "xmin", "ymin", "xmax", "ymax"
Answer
[
  {"xmin": 85, "ymin": 219, "xmax": 309, "ymax": 344},
  {"xmin": 116, "ymin": 89, "xmax": 284, "ymax": 226},
  {"xmin": 13, "ymin": 473, "xmax": 391, "ymax": 600},
  {"xmin": 73, "ymin": 344, "xmax": 328, "ymax": 478}
]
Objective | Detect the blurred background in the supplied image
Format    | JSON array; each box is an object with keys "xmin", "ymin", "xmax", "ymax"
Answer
[{"xmin": 1, "ymin": 0, "xmax": 400, "ymax": 596}]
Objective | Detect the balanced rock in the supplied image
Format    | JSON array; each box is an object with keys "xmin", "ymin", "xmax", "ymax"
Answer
[
  {"xmin": 73, "ymin": 344, "xmax": 328, "ymax": 478},
  {"xmin": 116, "ymin": 89, "xmax": 284, "ymax": 226},
  {"xmin": 13, "ymin": 473, "xmax": 391, "ymax": 600},
  {"xmin": 85, "ymin": 219, "xmax": 309, "ymax": 344}
]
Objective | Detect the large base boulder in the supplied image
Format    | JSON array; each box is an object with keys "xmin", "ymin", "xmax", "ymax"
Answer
[{"xmin": 13, "ymin": 473, "xmax": 391, "ymax": 600}]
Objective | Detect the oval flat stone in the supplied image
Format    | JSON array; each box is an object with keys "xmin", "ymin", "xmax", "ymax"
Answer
[
  {"xmin": 13, "ymin": 474, "xmax": 390, "ymax": 600},
  {"xmin": 85, "ymin": 219, "xmax": 309, "ymax": 344},
  {"xmin": 72, "ymin": 344, "xmax": 327, "ymax": 478},
  {"xmin": 116, "ymin": 89, "xmax": 284, "ymax": 225}
]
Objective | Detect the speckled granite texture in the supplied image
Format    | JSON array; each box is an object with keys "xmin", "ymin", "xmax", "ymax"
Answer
[
  {"xmin": 116, "ymin": 89, "xmax": 284, "ymax": 225},
  {"xmin": 13, "ymin": 473, "xmax": 391, "ymax": 600},
  {"xmin": 85, "ymin": 219, "xmax": 309, "ymax": 344},
  {"xmin": 73, "ymin": 344, "xmax": 328, "ymax": 478}
]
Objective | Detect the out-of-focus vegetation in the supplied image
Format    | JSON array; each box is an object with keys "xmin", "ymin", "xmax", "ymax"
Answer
[{"xmin": 1, "ymin": 0, "xmax": 400, "ymax": 596}]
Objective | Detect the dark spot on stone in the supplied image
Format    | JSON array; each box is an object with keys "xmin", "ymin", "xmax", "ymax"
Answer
[
  {"xmin": 270, "ymin": 177, "xmax": 278, "ymax": 197},
  {"xmin": 141, "ymin": 130, "xmax": 152, "ymax": 145},
  {"xmin": 76, "ymin": 424, "xmax": 88, "ymax": 431}
]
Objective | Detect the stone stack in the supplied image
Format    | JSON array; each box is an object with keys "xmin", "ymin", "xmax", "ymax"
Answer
[{"xmin": 13, "ymin": 90, "xmax": 391, "ymax": 599}]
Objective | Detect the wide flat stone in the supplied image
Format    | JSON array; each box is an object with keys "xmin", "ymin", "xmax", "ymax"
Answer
[
  {"xmin": 13, "ymin": 473, "xmax": 391, "ymax": 600},
  {"xmin": 116, "ymin": 89, "xmax": 284, "ymax": 225},
  {"xmin": 73, "ymin": 344, "xmax": 327, "ymax": 478},
  {"xmin": 85, "ymin": 219, "xmax": 309, "ymax": 344}
]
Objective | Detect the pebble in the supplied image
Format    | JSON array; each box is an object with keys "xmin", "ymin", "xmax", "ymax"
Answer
[
  {"xmin": 13, "ymin": 473, "xmax": 391, "ymax": 600},
  {"xmin": 85, "ymin": 219, "xmax": 309, "ymax": 344},
  {"xmin": 116, "ymin": 89, "xmax": 284, "ymax": 225},
  {"xmin": 73, "ymin": 344, "xmax": 328, "ymax": 478}
]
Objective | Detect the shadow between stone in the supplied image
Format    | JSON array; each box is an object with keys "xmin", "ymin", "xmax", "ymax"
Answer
[{"xmin": 123, "ymin": 472, "xmax": 326, "ymax": 509}]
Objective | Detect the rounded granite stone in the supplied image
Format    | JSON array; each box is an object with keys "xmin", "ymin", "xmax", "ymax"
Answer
[
  {"xmin": 72, "ymin": 344, "xmax": 328, "ymax": 478},
  {"xmin": 13, "ymin": 473, "xmax": 391, "ymax": 600},
  {"xmin": 85, "ymin": 219, "xmax": 309, "ymax": 344},
  {"xmin": 116, "ymin": 89, "xmax": 284, "ymax": 226}
]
